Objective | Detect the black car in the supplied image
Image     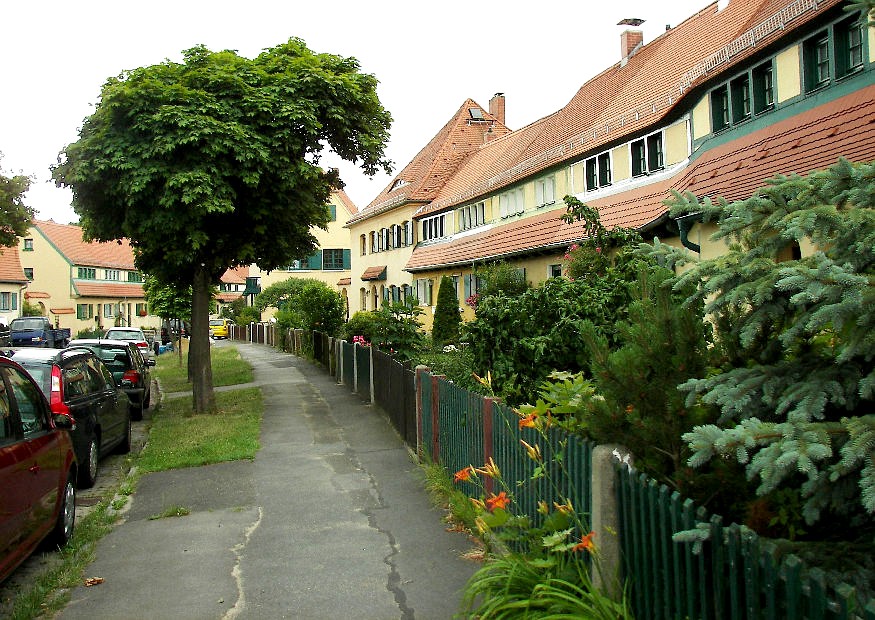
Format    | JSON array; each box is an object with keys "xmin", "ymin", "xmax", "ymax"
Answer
[
  {"xmin": 10, "ymin": 347, "xmax": 131, "ymax": 488},
  {"xmin": 67, "ymin": 339, "xmax": 155, "ymax": 420}
]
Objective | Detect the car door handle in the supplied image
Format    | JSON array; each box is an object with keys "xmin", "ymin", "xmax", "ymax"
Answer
[{"xmin": 29, "ymin": 464, "xmax": 40, "ymax": 474}]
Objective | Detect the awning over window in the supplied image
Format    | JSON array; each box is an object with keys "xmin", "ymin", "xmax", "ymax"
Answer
[
  {"xmin": 361, "ymin": 266, "xmax": 387, "ymax": 281},
  {"xmin": 336, "ymin": 277, "xmax": 351, "ymax": 286},
  {"xmin": 24, "ymin": 291, "xmax": 50, "ymax": 299},
  {"xmin": 50, "ymin": 308, "xmax": 75, "ymax": 315}
]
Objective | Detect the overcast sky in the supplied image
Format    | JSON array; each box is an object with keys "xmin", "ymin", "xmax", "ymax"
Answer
[{"xmin": 1, "ymin": 0, "xmax": 711, "ymax": 224}]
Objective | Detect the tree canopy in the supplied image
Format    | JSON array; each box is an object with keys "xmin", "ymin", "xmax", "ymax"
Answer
[
  {"xmin": 0, "ymin": 155, "xmax": 36, "ymax": 248},
  {"xmin": 52, "ymin": 39, "xmax": 392, "ymax": 411},
  {"xmin": 645, "ymin": 158, "xmax": 875, "ymax": 524}
]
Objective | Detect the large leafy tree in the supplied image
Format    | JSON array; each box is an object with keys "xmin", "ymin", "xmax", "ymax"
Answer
[
  {"xmin": 646, "ymin": 158, "xmax": 875, "ymax": 524},
  {"xmin": 52, "ymin": 40, "xmax": 392, "ymax": 412},
  {"xmin": 0, "ymin": 155, "xmax": 36, "ymax": 247}
]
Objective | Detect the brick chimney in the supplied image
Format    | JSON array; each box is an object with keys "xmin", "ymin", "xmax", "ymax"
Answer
[
  {"xmin": 489, "ymin": 92, "xmax": 506, "ymax": 126},
  {"xmin": 620, "ymin": 29, "xmax": 644, "ymax": 60}
]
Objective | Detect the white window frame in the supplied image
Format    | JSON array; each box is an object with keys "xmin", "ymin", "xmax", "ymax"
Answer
[{"xmin": 535, "ymin": 176, "xmax": 555, "ymax": 207}]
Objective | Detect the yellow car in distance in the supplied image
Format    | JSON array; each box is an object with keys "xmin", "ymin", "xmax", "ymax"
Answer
[{"xmin": 209, "ymin": 318, "xmax": 233, "ymax": 339}]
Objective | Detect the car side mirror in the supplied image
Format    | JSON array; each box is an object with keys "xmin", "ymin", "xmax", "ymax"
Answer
[{"xmin": 53, "ymin": 413, "xmax": 75, "ymax": 430}]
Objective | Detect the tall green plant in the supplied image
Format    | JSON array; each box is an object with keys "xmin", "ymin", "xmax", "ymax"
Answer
[
  {"xmin": 431, "ymin": 275, "xmax": 460, "ymax": 347},
  {"xmin": 373, "ymin": 296, "xmax": 424, "ymax": 361}
]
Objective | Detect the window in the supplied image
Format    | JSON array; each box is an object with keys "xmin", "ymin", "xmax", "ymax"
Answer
[
  {"xmin": 730, "ymin": 74, "xmax": 751, "ymax": 123},
  {"xmin": 458, "ymin": 202, "xmax": 486, "ymax": 231},
  {"xmin": 136, "ymin": 303, "xmax": 148, "ymax": 316},
  {"xmin": 370, "ymin": 231, "xmax": 377, "ymax": 253},
  {"xmin": 103, "ymin": 303, "xmax": 116, "ymax": 318},
  {"xmin": 77, "ymin": 304, "xmax": 94, "ymax": 319},
  {"xmin": 752, "ymin": 61, "xmax": 774, "ymax": 114},
  {"xmin": 127, "ymin": 271, "xmax": 143, "ymax": 283},
  {"xmin": 711, "ymin": 85, "xmax": 730, "ymax": 132},
  {"xmin": 360, "ymin": 288, "xmax": 367, "ymax": 311},
  {"xmin": 534, "ymin": 177, "xmax": 555, "ymax": 207},
  {"xmin": 835, "ymin": 16, "xmax": 864, "ymax": 78},
  {"xmin": 360, "ymin": 234, "xmax": 367, "ymax": 256},
  {"xmin": 415, "ymin": 278, "xmax": 433, "ymax": 305},
  {"xmin": 548, "ymin": 264, "xmax": 563, "ymax": 278},
  {"xmin": 105, "ymin": 269, "xmax": 120, "ymax": 281},
  {"xmin": 23, "ymin": 238, "xmax": 33, "ymax": 251},
  {"xmin": 632, "ymin": 132, "xmax": 664, "ymax": 176},
  {"xmin": 804, "ymin": 31, "xmax": 831, "ymax": 92},
  {"xmin": 421, "ymin": 215, "xmax": 446, "ymax": 241},
  {"xmin": 499, "ymin": 188, "xmax": 524, "ymax": 218},
  {"xmin": 0, "ymin": 292, "xmax": 17, "ymax": 311},
  {"xmin": 77, "ymin": 267, "xmax": 96, "ymax": 279},
  {"xmin": 585, "ymin": 154, "xmax": 612, "ymax": 190},
  {"xmin": 23, "ymin": 268, "xmax": 33, "ymax": 280},
  {"xmin": 392, "ymin": 224, "xmax": 403, "ymax": 249},
  {"xmin": 403, "ymin": 220, "xmax": 414, "ymax": 246},
  {"xmin": 323, "ymin": 249, "xmax": 345, "ymax": 270}
]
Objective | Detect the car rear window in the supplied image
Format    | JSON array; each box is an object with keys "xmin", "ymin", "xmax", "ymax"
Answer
[{"xmin": 107, "ymin": 330, "xmax": 143, "ymax": 340}]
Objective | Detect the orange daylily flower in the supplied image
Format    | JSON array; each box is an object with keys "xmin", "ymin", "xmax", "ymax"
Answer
[
  {"xmin": 454, "ymin": 466, "xmax": 475, "ymax": 483},
  {"xmin": 572, "ymin": 531, "xmax": 596, "ymax": 553},
  {"xmin": 518, "ymin": 412, "xmax": 538, "ymax": 429},
  {"xmin": 485, "ymin": 492, "xmax": 510, "ymax": 512},
  {"xmin": 553, "ymin": 499, "xmax": 574, "ymax": 515}
]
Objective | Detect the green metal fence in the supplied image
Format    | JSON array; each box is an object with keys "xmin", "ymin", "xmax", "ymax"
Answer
[{"xmin": 617, "ymin": 466, "xmax": 875, "ymax": 620}]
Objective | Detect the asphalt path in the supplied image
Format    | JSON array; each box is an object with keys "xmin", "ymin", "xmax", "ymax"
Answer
[{"xmin": 54, "ymin": 340, "xmax": 479, "ymax": 619}]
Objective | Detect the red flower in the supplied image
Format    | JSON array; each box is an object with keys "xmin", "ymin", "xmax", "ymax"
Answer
[
  {"xmin": 518, "ymin": 412, "xmax": 538, "ymax": 429},
  {"xmin": 485, "ymin": 491, "xmax": 510, "ymax": 512},
  {"xmin": 453, "ymin": 466, "xmax": 474, "ymax": 483},
  {"xmin": 572, "ymin": 531, "xmax": 596, "ymax": 553}
]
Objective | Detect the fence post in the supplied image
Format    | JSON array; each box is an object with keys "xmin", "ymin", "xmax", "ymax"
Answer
[
  {"xmin": 352, "ymin": 342, "xmax": 359, "ymax": 394},
  {"xmin": 591, "ymin": 444, "xmax": 631, "ymax": 601},
  {"xmin": 369, "ymin": 345, "xmax": 375, "ymax": 404}
]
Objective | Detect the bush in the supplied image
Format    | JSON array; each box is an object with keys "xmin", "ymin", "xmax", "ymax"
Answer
[
  {"xmin": 431, "ymin": 276, "xmax": 461, "ymax": 347},
  {"xmin": 342, "ymin": 311, "xmax": 381, "ymax": 342}
]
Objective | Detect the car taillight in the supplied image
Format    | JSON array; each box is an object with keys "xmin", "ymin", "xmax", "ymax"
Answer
[
  {"xmin": 123, "ymin": 369, "xmax": 140, "ymax": 383},
  {"xmin": 50, "ymin": 365, "xmax": 71, "ymax": 416}
]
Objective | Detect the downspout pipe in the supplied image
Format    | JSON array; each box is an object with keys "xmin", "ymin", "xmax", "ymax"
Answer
[{"xmin": 676, "ymin": 213, "xmax": 702, "ymax": 253}]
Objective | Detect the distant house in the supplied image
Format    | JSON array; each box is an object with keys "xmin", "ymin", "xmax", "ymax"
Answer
[
  {"xmin": 0, "ymin": 245, "xmax": 28, "ymax": 326},
  {"xmin": 19, "ymin": 220, "xmax": 152, "ymax": 334}
]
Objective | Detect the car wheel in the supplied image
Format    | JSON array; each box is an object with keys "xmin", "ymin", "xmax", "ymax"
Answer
[
  {"xmin": 117, "ymin": 417, "xmax": 132, "ymax": 454},
  {"xmin": 78, "ymin": 436, "xmax": 99, "ymax": 488},
  {"xmin": 130, "ymin": 400, "xmax": 144, "ymax": 422},
  {"xmin": 143, "ymin": 386, "xmax": 151, "ymax": 409},
  {"xmin": 49, "ymin": 474, "xmax": 76, "ymax": 547}
]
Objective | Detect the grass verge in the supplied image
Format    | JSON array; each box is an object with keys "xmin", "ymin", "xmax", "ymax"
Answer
[{"xmin": 152, "ymin": 342, "xmax": 254, "ymax": 392}]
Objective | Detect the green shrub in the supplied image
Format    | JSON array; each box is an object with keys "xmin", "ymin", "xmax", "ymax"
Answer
[
  {"xmin": 342, "ymin": 311, "xmax": 381, "ymax": 342},
  {"xmin": 431, "ymin": 276, "xmax": 461, "ymax": 347}
]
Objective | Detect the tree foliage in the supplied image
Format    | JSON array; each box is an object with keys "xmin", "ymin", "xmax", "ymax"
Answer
[
  {"xmin": 644, "ymin": 158, "xmax": 875, "ymax": 524},
  {"xmin": 51, "ymin": 39, "xmax": 392, "ymax": 411},
  {"xmin": 143, "ymin": 276, "xmax": 193, "ymax": 321},
  {"xmin": 431, "ymin": 275, "xmax": 461, "ymax": 347},
  {"xmin": 255, "ymin": 277, "xmax": 345, "ymax": 336},
  {"xmin": 372, "ymin": 297, "xmax": 424, "ymax": 362},
  {"xmin": 0, "ymin": 155, "xmax": 36, "ymax": 248}
]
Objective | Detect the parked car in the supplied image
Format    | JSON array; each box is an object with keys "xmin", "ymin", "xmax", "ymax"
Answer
[
  {"xmin": 103, "ymin": 327, "xmax": 151, "ymax": 360},
  {"xmin": 10, "ymin": 347, "xmax": 131, "ymax": 488},
  {"xmin": 209, "ymin": 318, "xmax": 234, "ymax": 339},
  {"xmin": 67, "ymin": 339, "xmax": 155, "ymax": 420},
  {"xmin": 0, "ymin": 322, "xmax": 10, "ymax": 347},
  {"xmin": 0, "ymin": 355, "xmax": 77, "ymax": 583}
]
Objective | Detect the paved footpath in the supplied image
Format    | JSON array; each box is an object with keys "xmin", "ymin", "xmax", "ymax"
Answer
[{"xmin": 58, "ymin": 341, "xmax": 479, "ymax": 620}]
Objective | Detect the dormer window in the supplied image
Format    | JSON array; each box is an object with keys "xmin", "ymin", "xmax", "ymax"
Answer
[
  {"xmin": 469, "ymin": 108, "xmax": 485, "ymax": 120},
  {"xmin": 390, "ymin": 179, "xmax": 408, "ymax": 192}
]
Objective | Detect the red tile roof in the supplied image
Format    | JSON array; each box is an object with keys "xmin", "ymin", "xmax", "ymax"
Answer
[
  {"xmin": 24, "ymin": 291, "xmax": 50, "ymax": 299},
  {"xmin": 34, "ymin": 220, "xmax": 136, "ymax": 269},
  {"xmin": 221, "ymin": 267, "xmax": 248, "ymax": 285},
  {"xmin": 406, "ymin": 84, "xmax": 875, "ymax": 271},
  {"xmin": 216, "ymin": 292, "xmax": 242, "ymax": 302},
  {"xmin": 336, "ymin": 277, "xmax": 351, "ymax": 286},
  {"xmin": 73, "ymin": 281, "xmax": 145, "ymax": 298},
  {"xmin": 333, "ymin": 189, "xmax": 358, "ymax": 217},
  {"xmin": 347, "ymin": 99, "xmax": 511, "ymax": 225},
  {"xmin": 415, "ymin": 0, "xmax": 845, "ymax": 218},
  {"xmin": 50, "ymin": 308, "xmax": 75, "ymax": 315},
  {"xmin": 0, "ymin": 246, "xmax": 27, "ymax": 284}
]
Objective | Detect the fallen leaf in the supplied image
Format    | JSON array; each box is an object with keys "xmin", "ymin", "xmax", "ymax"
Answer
[{"xmin": 84, "ymin": 577, "xmax": 105, "ymax": 587}]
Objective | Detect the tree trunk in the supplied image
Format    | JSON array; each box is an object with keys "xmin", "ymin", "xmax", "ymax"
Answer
[{"xmin": 190, "ymin": 265, "xmax": 215, "ymax": 413}]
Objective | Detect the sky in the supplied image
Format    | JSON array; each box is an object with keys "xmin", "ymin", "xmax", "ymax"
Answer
[{"xmin": 1, "ymin": 0, "xmax": 712, "ymax": 224}]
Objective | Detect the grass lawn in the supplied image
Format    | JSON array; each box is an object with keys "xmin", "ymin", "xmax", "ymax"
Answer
[{"xmin": 152, "ymin": 340, "xmax": 255, "ymax": 393}]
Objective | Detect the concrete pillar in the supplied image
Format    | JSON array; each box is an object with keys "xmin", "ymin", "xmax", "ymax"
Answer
[{"xmin": 591, "ymin": 444, "xmax": 632, "ymax": 600}]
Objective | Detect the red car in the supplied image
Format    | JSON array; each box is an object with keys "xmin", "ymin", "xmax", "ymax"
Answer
[{"xmin": 0, "ymin": 355, "xmax": 77, "ymax": 583}]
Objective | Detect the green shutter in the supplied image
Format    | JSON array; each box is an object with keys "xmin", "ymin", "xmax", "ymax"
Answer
[
  {"xmin": 11, "ymin": 293, "xmax": 17, "ymax": 311},
  {"xmin": 464, "ymin": 275, "xmax": 472, "ymax": 299},
  {"xmin": 308, "ymin": 251, "xmax": 322, "ymax": 270},
  {"xmin": 342, "ymin": 249, "xmax": 351, "ymax": 269},
  {"xmin": 329, "ymin": 204, "xmax": 337, "ymax": 221}
]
